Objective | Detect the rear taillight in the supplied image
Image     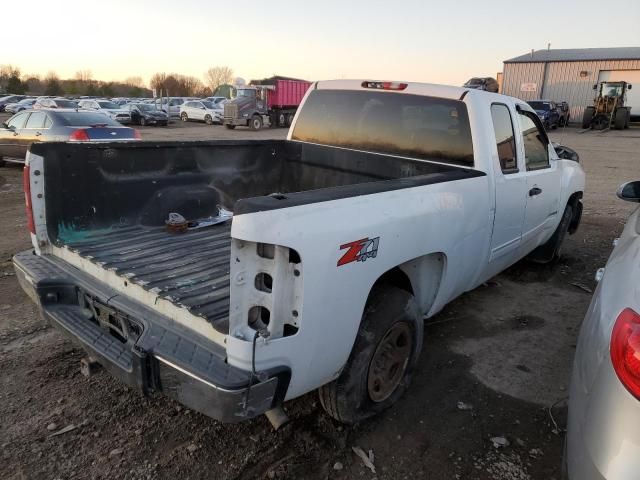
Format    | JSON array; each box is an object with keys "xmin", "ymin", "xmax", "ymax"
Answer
[
  {"xmin": 611, "ymin": 308, "xmax": 640, "ymax": 399},
  {"xmin": 23, "ymin": 165, "xmax": 35, "ymax": 234},
  {"xmin": 133, "ymin": 129, "xmax": 142, "ymax": 140},
  {"xmin": 69, "ymin": 129, "xmax": 90, "ymax": 141}
]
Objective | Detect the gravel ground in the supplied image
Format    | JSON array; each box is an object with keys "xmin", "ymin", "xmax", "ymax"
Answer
[{"xmin": 1, "ymin": 125, "xmax": 639, "ymax": 480}]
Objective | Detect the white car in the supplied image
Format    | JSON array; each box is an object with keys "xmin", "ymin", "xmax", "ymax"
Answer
[
  {"xmin": 180, "ymin": 100, "xmax": 223, "ymax": 125},
  {"xmin": 77, "ymin": 99, "xmax": 131, "ymax": 124},
  {"xmin": 14, "ymin": 80, "xmax": 585, "ymax": 427}
]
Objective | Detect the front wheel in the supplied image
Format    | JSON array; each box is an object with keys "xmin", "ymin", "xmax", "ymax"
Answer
[
  {"xmin": 614, "ymin": 108, "xmax": 627, "ymax": 130},
  {"xmin": 582, "ymin": 107, "xmax": 594, "ymax": 129},
  {"xmin": 528, "ymin": 204, "xmax": 573, "ymax": 263},
  {"xmin": 139, "ymin": 117, "xmax": 147, "ymax": 127},
  {"xmin": 250, "ymin": 115, "xmax": 263, "ymax": 130},
  {"xmin": 204, "ymin": 114, "xmax": 213, "ymax": 125},
  {"xmin": 318, "ymin": 286, "xmax": 423, "ymax": 423},
  {"xmin": 181, "ymin": 112, "xmax": 188, "ymax": 122}
]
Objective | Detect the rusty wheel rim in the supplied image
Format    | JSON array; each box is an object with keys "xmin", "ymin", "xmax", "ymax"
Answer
[{"xmin": 367, "ymin": 322, "xmax": 412, "ymax": 403}]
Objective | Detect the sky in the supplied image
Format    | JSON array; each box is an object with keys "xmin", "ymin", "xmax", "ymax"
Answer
[{"xmin": 3, "ymin": 0, "xmax": 640, "ymax": 87}]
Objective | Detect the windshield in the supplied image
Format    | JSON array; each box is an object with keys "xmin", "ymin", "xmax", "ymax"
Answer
[
  {"xmin": 54, "ymin": 99, "xmax": 78, "ymax": 108},
  {"xmin": 292, "ymin": 89, "xmax": 474, "ymax": 166},
  {"xmin": 57, "ymin": 112, "xmax": 121, "ymax": 126},
  {"xmin": 601, "ymin": 83, "xmax": 623, "ymax": 97},
  {"xmin": 202, "ymin": 101, "xmax": 215, "ymax": 109},
  {"xmin": 18, "ymin": 99, "xmax": 35, "ymax": 104},
  {"xmin": 466, "ymin": 78, "xmax": 484, "ymax": 85},
  {"xmin": 527, "ymin": 101, "xmax": 551, "ymax": 111},
  {"xmin": 98, "ymin": 101, "xmax": 120, "ymax": 109},
  {"xmin": 236, "ymin": 89, "xmax": 256, "ymax": 98}
]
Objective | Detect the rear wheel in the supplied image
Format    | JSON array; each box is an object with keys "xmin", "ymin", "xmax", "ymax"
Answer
[
  {"xmin": 582, "ymin": 107, "xmax": 594, "ymax": 129},
  {"xmin": 528, "ymin": 204, "xmax": 573, "ymax": 263},
  {"xmin": 181, "ymin": 112, "xmax": 188, "ymax": 122},
  {"xmin": 278, "ymin": 112, "xmax": 286, "ymax": 127},
  {"xmin": 204, "ymin": 114, "xmax": 213, "ymax": 125},
  {"xmin": 225, "ymin": 124, "xmax": 236, "ymax": 130},
  {"xmin": 614, "ymin": 108, "xmax": 627, "ymax": 130},
  {"xmin": 318, "ymin": 285, "xmax": 423, "ymax": 423},
  {"xmin": 286, "ymin": 113, "xmax": 294, "ymax": 127},
  {"xmin": 250, "ymin": 115, "xmax": 263, "ymax": 131}
]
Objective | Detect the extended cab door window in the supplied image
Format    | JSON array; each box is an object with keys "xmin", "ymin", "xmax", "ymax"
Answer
[
  {"xmin": 490, "ymin": 104, "xmax": 518, "ymax": 173},
  {"xmin": 518, "ymin": 111, "xmax": 550, "ymax": 170}
]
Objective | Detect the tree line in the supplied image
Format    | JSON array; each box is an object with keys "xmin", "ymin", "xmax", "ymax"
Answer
[{"xmin": 0, "ymin": 65, "xmax": 234, "ymax": 98}]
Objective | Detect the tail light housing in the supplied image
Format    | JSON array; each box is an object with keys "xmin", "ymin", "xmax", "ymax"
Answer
[
  {"xmin": 611, "ymin": 308, "xmax": 640, "ymax": 399},
  {"xmin": 23, "ymin": 165, "xmax": 35, "ymax": 234},
  {"xmin": 69, "ymin": 128, "xmax": 90, "ymax": 141},
  {"xmin": 133, "ymin": 129, "xmax": 142, "ymax": 140}
]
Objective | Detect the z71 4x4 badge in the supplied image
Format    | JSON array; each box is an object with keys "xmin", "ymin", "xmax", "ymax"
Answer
[{"xmin": 337, "ymin": 237, "xmax": 380, "ymax": 267}]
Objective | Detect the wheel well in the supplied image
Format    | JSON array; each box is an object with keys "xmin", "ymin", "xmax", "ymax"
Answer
[{"xmin": 370, "ymin": 267, "xmax": 413, "ymax": 298}]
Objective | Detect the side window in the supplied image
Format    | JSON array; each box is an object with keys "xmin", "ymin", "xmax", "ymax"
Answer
[
  {"xmin": 490, "ymin": 104, "xmax": 518, "ymax": 173},
  {"xmin": 518, "ymin": 111, "xmax": 549, "ymax": 171},
  {"xmin": 43, "ymin": 115, "xmax": 52, "ymax": 128},
  {"xmin": 25, "ymin": 111, "xmax": 46, "ymax": 129},
  {"xmin": 8, "ymin": 112, "xmax": 28, "ymax": 129}
]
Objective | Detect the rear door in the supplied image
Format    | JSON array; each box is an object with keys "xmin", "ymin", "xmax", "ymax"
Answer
[
  {"xmin": 488, "ymin": 103, "xmax": 527, "ymax": 264},
  {"xmin": 0, "ymin": 112, "xmax": 30, "ymax": 159},
  {"xmin": 517, "ymin": 108, "xmax": 562, "ymax": 250}
]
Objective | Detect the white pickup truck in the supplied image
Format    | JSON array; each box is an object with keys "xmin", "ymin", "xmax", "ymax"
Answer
[{"xmin": 14, "ymin": 80, "xmax": 585, "ymax": 425}]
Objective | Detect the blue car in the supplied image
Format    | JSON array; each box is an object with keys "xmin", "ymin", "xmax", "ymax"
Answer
[
  {"xmin": 527, "ymin": 100, "xmax": 561, "ymax": 130},
  {"xmin": 0, "ymin": 109, "xmax": 140, "ymax": 166}
]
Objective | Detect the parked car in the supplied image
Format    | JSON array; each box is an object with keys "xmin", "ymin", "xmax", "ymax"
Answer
[
  {"xmin": 34, "ymin": 97, "xmax": 79, "ymax": 110},
  {"xmin": 565, "ymin": 180, "xmax": 640, "ymax": 480},
  {"xmin": 78, "ymin": 99, "xmax": 131, "ymax": 124},
  {"xmin": 123, "ymin": 103, "xmax": 169, "ymax": 126},
  {"xmin": 0, "ymin": 110, "xmax": 140, "ymax": 166},
  {"xmin": 5, "ymin": 98, "xmax": 36, "ymax": 114},
  {"xmin": 463, "ymin": 77, "xmax": 499, "ymax": 93},
  {"xmin": 0, "ymin": 95, "xmax": 27, "ymax": 112},
  {"xmin": 527, "ymin": 100, "xmax": 561, "ymax": 130},
  {"xmin": 180, "ymin": 100, "xmax": 223, "ymax": 124},
  {"xmin": 12, "ymin": 80, "xmax": 585, "ymax": 426},
  {"xmin": 152, "ymin": 97, "xmax": 191, "ymax": 117},
  {"xmin": 205, "ymin": 96, "xmax": 227, "ymax": 106},
  {"xmin": 556, "ymin": 101, "xmax": 570, "ymax": 126}
]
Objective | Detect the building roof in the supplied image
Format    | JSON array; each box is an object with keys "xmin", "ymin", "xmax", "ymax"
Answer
[{"xmin": 504, "ymin": 47, "xmax": 640, "ymax": 64}]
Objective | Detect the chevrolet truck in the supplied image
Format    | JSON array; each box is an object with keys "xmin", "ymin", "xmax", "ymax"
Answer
[{"xmin": 13, "ymin": 80, "xmax": 585, "ymax": 425}]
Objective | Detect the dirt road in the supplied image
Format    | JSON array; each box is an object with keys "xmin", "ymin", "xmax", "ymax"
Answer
[{"xmin": 1, "ymin": 126, "xmax": 639, "ymax": 480}]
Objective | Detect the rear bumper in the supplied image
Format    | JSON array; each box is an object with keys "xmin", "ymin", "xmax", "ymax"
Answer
[{"xmin": 13, "ymin": 250, "xmax": 289, "ymax": 423}]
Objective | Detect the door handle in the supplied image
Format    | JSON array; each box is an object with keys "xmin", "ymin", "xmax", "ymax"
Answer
[{"xmin": 529, "ymin": 187, "xmax": 542, "ymax": 197}]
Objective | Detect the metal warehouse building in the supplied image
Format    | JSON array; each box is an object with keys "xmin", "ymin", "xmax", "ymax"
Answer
[{"xmin": 501, "ymin": 47, "xmax": 640, "ymax": 123}]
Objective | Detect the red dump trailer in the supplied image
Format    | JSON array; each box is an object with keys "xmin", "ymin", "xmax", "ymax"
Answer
[{"xmin": 224, "ymin": 76, "xmax": 312, "ymax": 130}]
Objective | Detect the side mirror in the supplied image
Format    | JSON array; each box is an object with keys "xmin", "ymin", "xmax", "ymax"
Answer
[
  {"xmin": 552, "ymin": 143, "xmax": 579, "ymax": 162},
  {"xmin": 593, "ymin": 84, "xmax": 598, "ymax": 90},
  {"xmin": 1, "ymin": 122, "xmax": 11, "ymax": 130},
  {"xmin": 617, "ymin": 181, "xmax": 640, "ymax": 203},
  {"xmin": 628, "ymin": 84, "xmax": 633, "ymax": 90}
]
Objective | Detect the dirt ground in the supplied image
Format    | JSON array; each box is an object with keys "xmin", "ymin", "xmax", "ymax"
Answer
[{"xmin": 1, "ymin": 125, "xmax": 639, "ymax": 480}]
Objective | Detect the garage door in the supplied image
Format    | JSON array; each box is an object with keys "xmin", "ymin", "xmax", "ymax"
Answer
[{"xmin": 598, "ymin": 70, "xmax": 640, "ymax": 117}]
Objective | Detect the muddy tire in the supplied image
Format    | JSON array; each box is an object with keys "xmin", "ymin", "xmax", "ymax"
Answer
[
  {"xmin": 318, "ymin": 286, "xmax": 423, "ymax": 424},
  {"xmin": 250, "ymin": 115, "xmax": 263, "ymax": 130},
  {"xmin": 528, "ymin": 204, "xmax": 573, "ymax": 264},
  {"xmin": 582, "ymin": 107, "xmax": 594, "ymax": 129},
  {"xmin": 614, "ymin": 108, "xmax": 627, "ymax": 130}
]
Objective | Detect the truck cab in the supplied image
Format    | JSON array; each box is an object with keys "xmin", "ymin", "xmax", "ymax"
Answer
[{"xmin": 223, "ymin": 85, "xmax": 271, "ymax": 130}]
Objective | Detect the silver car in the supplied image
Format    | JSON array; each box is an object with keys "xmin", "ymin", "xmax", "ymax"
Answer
[
  {"xmin": 566, "ymin": 180, "xmax": 640, "ymax": 479},
  {"xmin": 179, "ymin": 100, "xmax": 223, "ymax": 125}
]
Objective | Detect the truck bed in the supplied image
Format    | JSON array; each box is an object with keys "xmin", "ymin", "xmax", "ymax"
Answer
[{"xmin": 61, "ymin": 222, "xmax": 232, "ymax": 333}]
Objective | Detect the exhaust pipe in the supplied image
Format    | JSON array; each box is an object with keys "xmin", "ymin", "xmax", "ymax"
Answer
[{"xmin": 265, "ymin": 407, "xmax": 289, "ymax": 430}]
